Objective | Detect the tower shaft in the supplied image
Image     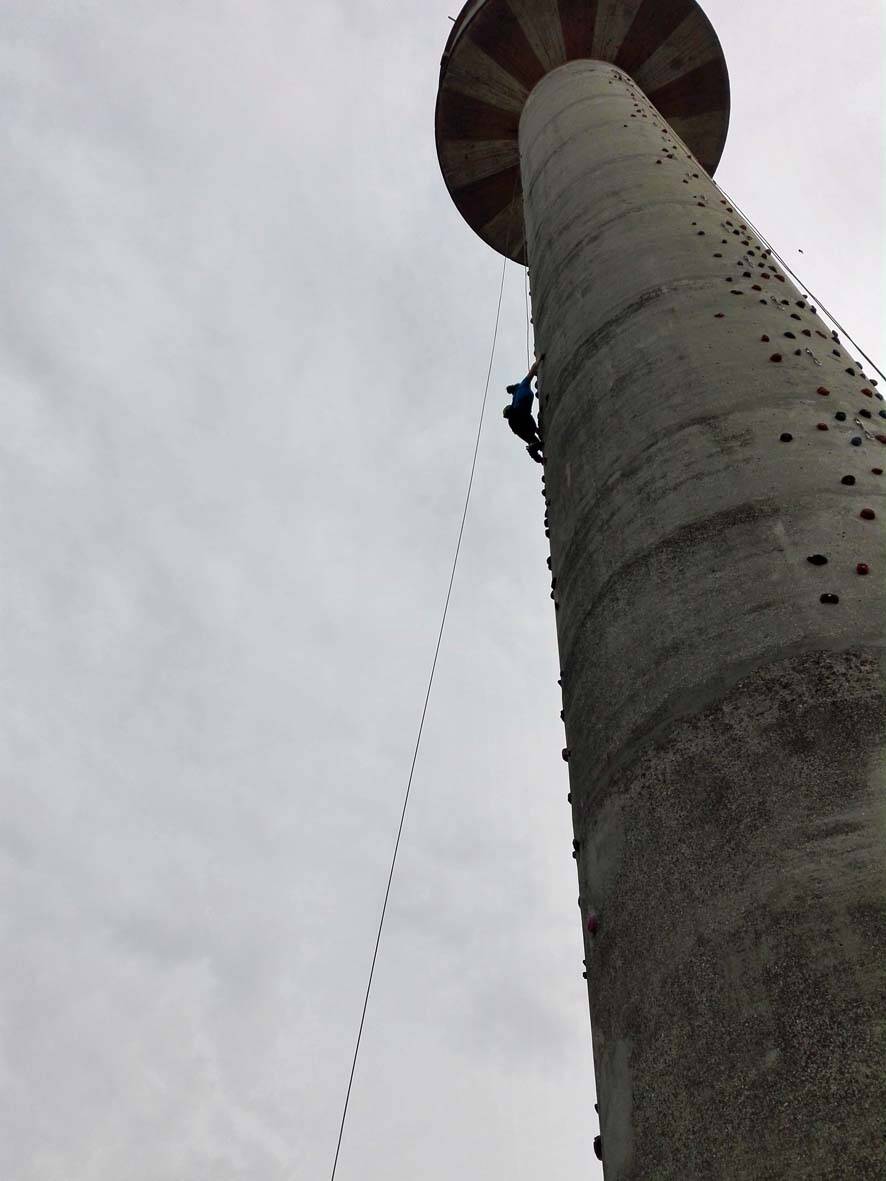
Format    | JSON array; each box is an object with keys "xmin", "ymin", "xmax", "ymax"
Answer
[{"xmin": 522, "ymin": 60, "xmax": 885, "ymax": 1178}]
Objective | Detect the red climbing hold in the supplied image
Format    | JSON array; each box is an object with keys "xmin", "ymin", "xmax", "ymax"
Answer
[
  {"xmin": 860, "ymin": 509, "xmax": 877, "ymax": 520},
  {"xmin": 873, "ymin": 469, "xmax": 884, "ymax": 476},
  {"xmin": 714, "ymin": 313, "xmax": 725, "ymax": 318},
  {"xmin": 862, "ymin": 389, "xmax": 874, "ymax": 398},
  {"xmin": 761, "ymin": 335, "xmax": 770, "ymax": 342},
  {"xmin": 770, "ymin": 354, "xmax": 783, "ymax": 363},
  {"xmin": 877, "ymin": 435, "xmax": 886, "ymax": 445},
  {"xmin": 857, "ymin": 564, "xmax": 870, "ymax": 576},
  {"xmin": 817, "ymin": 424, "xmax": 829, "ymax": 431},
  {"xmin": 586, "ymin": 913, "xmax": 599, "ymax": 936},
  {"xmin": 817, "ymin": 387, "xmax": 830, "ymax": 396}
]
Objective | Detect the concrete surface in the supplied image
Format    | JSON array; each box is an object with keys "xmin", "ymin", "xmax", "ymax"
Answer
[{"xmin": 520, "ymin": 59, "xmax": 886, "ymax": 1180}]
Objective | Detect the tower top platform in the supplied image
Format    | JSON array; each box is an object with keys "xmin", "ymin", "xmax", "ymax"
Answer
[{"xmin": 435, "ymin": 0, "xmax": 730, "ymax": 264}]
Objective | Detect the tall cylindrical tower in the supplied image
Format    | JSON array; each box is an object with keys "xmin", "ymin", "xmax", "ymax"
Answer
[{"xmin": 436, "ymin": 4, "xmax": 885, "ymax": 1178}]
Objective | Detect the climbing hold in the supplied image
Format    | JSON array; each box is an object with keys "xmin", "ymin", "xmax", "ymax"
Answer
[
  {"xmin": 714, "ymin": 253, "xmax": 723, "ymax": 258},
  {"xmin": 851, "ymin": 437, "xmax": 863, "ymax": 447},
  {"xmin": 862, "ymin": 389, "xmax": 874, "ymax": 397},
  {"xmin": 573, "ymin": 840, "xmax": 581, "ymax": 850},
  {"xmin": 794, "ymin": 350, "xmax": 802, "ymax": 356},
  {"xmin": 859, "ymin": 409, "xmax": 872, "ymax": 419},
  {"xmin": 594, "ymin": 1137, "xmax": 603, "ymax": 1162},
  {"xmin": 770, "ymin": 354, "xmax": 783, "ymax": 363},
  {"xmin": 881, "ymin": 411, "xmax": 886, "ymax": 419},
  {"xmin": 846, "ymin": 368, "xmax": 857, "ymax": 376},
  {"xmin": 860, "ymin": 509, "xmax": 876, "ymax": 520},
  {"xmin": 841, "ymin": 475, "xmax": 856, "ymax": 485},
  {"xmin": 784, "ymin": 332, "xmax": 796, "ymax": 339},
  {"xmin": 820, "ymin": 594, "xmax": 840, "ymax": 605},
  {"xmin": 567, "ymin": 793, "xmax": 572, "ymax": 803},
  {"xmin": 807, "ymin": 554, "xmax": 828, "ymax": 566},
  {"xmin": 835, "ymin": 412, "xmax": 847, "ymax": 422},
  {"xmin": 780, "ymin": 433, "xmax": 793, "ymax": 443},
  {"xmin": 761, "ymin": 335, "xmax": 770, "ymax": 342},
  {"xmin": 817, "ymin": 387, "xmax": 831, "ymax": 396},
  {"xmin": 791, "ymin": 314, "xmax": 802, "ymax": 321},
  {"xmin": 714, "ymin": 313, "xmax": 725, "ymax": 318},
  {"xmin": 562, "ymin": 748, "xmax": 571, "ymax": 762},
  {"xmin": 816, "ymin": 423, "xmax": 829, "ymax": 431},
  {"xmin": 752, "ymin": 285, "xmax": 762, "ymax": 291},
  {"xmin": 586, "ymin": 913, "xmax": 599, "ymax": 936},
  {"xmin": 872, "ymin": 468, "xmax": 883, "ymax": 475},
  {"xmin": 876, "ymin": 435, "xmax": 886, "ymax": 444},
  {"xmin": 857, "ymin": 564, "xmax": 870, "ymax": 576},
  {"xmin": 731, "ymin": 291, "xmax": 744, "ymax": 295}
]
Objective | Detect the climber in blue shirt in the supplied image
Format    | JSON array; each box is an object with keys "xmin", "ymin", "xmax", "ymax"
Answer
[{"xmin": 503, "ymin": 354, "xmax": 545, "ymax": 463}]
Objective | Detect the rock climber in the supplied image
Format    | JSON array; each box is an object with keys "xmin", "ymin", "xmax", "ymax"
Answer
[{"xmin": 503, "ymin": 354, "xmax": 545, "ymax": 463}]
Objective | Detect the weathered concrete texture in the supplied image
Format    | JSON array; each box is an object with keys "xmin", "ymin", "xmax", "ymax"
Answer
[{"xmin": 520, "ymin": 61, "xmax": 886, "ymax": 1179}]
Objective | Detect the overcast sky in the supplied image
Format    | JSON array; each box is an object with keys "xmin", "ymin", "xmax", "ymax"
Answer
[{"xmin": 1, "ymin": 3, "xmax": 883, "ymax": 1179}]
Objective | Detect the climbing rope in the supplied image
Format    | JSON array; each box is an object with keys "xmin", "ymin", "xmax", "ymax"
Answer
[
  {"xmin": 524, "ymin": 266, "xmax": 532, "ymax": 370},
  {"xmin": 712, "ymin": 178, "xmax": 885, "ymax": 386},
  {"xmin": 327, "ymin": 246, "xmax": 514, "ymax": 1181}
]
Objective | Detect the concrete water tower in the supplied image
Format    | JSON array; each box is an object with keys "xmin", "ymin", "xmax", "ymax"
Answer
[{"xmin": 435, "ymin": 2, "xmax": 885, "ymax": 1176}]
